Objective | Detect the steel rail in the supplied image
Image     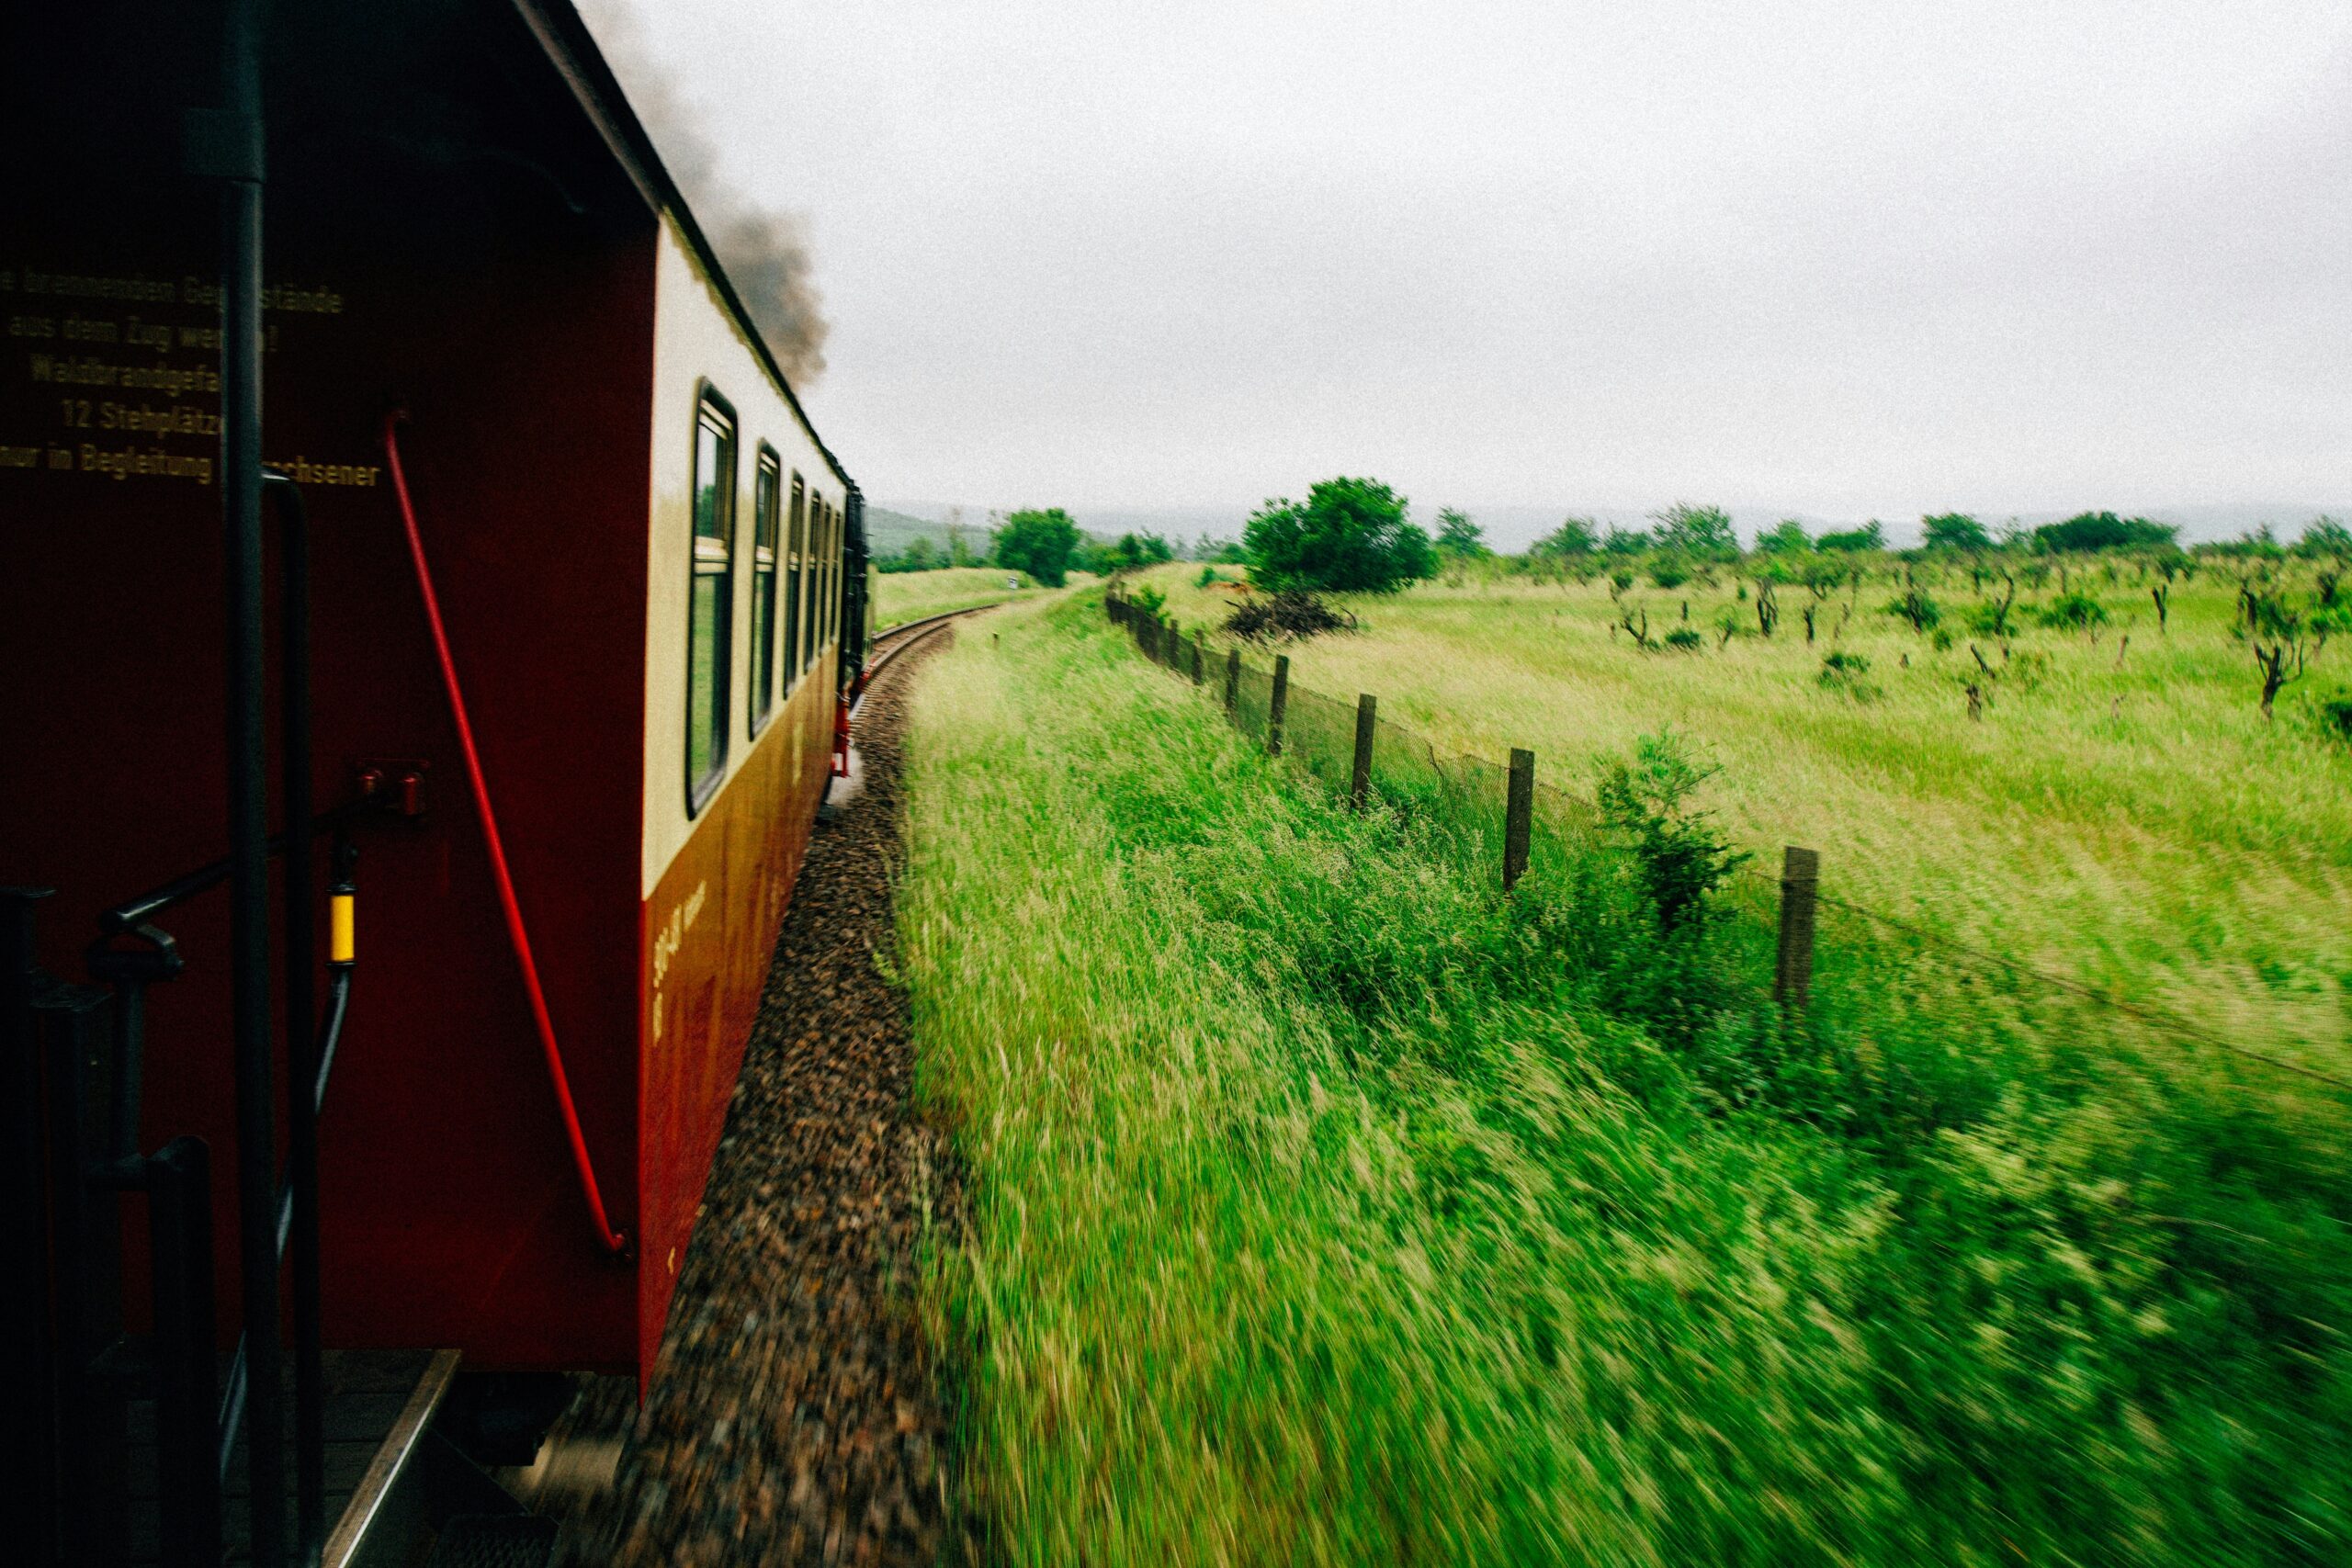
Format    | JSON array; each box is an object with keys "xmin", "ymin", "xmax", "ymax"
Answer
[{"xmin": 869, "ymin": 605, "xmax": 987, "ymax": 645}]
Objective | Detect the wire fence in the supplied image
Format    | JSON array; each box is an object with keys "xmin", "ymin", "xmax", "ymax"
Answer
[{"xmin": 1103, "ymin": 592, "xmax": 2351, "ymax": 1100}]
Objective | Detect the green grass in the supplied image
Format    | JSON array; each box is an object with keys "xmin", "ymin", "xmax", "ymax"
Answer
[
  {"xmin": 874, "ymin": 566, "xmax": 1075, "ymax": 627},
  {"xmin": 1130, "ymin": 558, "xmax": 2352, "ymax": 1076},
  {"xmin": 902, "ymin": 592, "xmax": 2352, "ymax": 1566}
]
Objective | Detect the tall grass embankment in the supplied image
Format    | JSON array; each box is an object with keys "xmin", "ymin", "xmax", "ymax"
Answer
[
  {"xmin": 1137, "ymin": 561, "xmax": 2352, "ymax": 1073},
  {"xmin": 900, "ymin": 592, "xmax": 2352, "ymax": 1566}
]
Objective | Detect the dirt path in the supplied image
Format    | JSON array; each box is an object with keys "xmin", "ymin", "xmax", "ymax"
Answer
[{"xmin": 552, "ymin": 632, "xmax": 969, "ymax": 1566}]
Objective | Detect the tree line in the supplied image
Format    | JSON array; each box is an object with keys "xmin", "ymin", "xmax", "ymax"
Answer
[
  {"xmin": 876, "ymin": 509, "xmax": 1246, "ymax": 586},
  {"xmin": 886, "ymin": 485, "xmax": 2350, "ymax": 601}
]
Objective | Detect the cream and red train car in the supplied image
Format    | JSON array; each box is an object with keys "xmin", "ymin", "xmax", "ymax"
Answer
[{"xmin": 3, "ymin": 0, "xmax": 867, "ymax": 1424}]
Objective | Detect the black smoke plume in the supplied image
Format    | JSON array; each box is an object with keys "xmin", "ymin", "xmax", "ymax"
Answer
[{"xmin": 580, "ymin": 0, "xmax": 830, "ymax": 385}]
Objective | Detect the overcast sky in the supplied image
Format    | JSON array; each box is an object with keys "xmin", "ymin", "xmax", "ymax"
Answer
[{"xmin": 593, "ymin": 1, "xmax": 2350, "ymax": 543}]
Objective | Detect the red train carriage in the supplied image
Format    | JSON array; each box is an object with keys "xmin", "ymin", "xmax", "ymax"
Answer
[{"xmin": 3, "ymin": 3, "xmax": 871, "ymax": 1562}]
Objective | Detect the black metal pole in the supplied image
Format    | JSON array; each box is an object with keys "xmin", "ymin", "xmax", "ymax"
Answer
[
  {"xmin": 218, "ymin": 4, "xmax": 283, "ymax": 1563},
  {"xmin": 148, "ymin": 1137, "xmax": 222, "ymax": 1568},
  {"xmin": 1, "ymin": 888, "xmax": 60, "ymax": 1563},
  {"xmin": 268, "ymin": 471, "xmax": 323, "ymax": 1561}
]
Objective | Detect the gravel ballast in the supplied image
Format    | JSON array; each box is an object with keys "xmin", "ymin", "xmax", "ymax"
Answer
[{"xmin": 552, "ymin": 630, "xmax": 969, "ymax": 1566}]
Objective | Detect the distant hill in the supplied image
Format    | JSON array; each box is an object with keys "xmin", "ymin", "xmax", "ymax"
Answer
[
  {"xmin": 863, "ymin": 505, "xmax": 960, "ymax": 555},
  {"xmin": 865, "ymin": 502, "xmax": 1145, "ymax": 558}
]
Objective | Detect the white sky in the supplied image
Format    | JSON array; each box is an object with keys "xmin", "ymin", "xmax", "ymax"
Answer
[{"xmin": 594, "ymin": 1, "xmax": 2351, "ymax": 540}]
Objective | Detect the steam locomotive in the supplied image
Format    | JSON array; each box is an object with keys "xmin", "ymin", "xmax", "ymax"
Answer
[{"xmin": 4, "ymin": 3, "xmax": 871, "ymax": 1562}]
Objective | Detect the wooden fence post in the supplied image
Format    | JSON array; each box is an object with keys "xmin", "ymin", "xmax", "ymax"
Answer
[
  {"xmin": 1503, "ymin": 749, "xmax": 1535, "ymax": 890},
  {"xmin": 1351, "ymin": 694, "xmax": 1376, "ymax": 812},
  {"xmin": 1224, "ymin": 649, "xmax": 1241, "ymax": 716},
  {"xmin": 1267, "ymin": 655, "xmax": 1290, "ymax": 756},
  {"xmin": 1774, "ymin": 846, "xmax": 1819, "ymax": 1014},
  {"xmin": 1191, "ymin": 633, "xmax": 1205, "ymax": 684}
]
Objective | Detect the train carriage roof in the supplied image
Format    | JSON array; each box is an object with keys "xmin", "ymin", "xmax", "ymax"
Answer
[{"xmin": 512, "ymin": 0, "xmax": 854, "ymax": 493}]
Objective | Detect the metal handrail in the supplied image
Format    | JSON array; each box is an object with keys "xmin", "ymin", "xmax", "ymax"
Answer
[{"xmin": 100, "ymin": 808, "xmax": 354, "ymax": 934}]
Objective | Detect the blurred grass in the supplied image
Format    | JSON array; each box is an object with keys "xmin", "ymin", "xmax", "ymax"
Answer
[{"xmin": 900, "ymin": 592, "xmax": 2352, "ymax": 1567}]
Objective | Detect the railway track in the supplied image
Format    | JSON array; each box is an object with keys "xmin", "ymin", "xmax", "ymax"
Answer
[{"xmin": 542, "ymin": 624, "xmax": 971, "ymax": 1565}]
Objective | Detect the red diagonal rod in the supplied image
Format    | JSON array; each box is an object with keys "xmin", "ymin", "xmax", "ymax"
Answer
[{"xmin": 383, "ymin": 412, "xmax": 628, "ymax": 1255}]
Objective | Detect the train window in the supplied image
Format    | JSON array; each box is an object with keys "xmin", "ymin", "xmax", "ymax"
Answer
[
  {"xmin": 685, "ymin": 389, "xmax": 735, "ymax": 813},
  {"xmin": 815, "ymin": 500, "xmax": 831, "ymax": 651},
  {"xmin": 825, "ymin": 501, "xmax": 841, "ymax": 646},
  {"xmin": 749, "ymin": 447, "xmax": 781, "ymax": 734},
  {"xmin": 829, "ymin": 502, "xmax": 842, "ymax": 645},
  {"xmin": 808, "ymin": 497, "xmax": 830, "ymax": 671},
  {"xmin": 786, "ymin": 471, "xmax": 808, "ymax": 682}
]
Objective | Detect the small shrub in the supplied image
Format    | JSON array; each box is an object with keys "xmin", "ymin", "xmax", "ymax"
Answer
[
  {"xmin": 1816, "ymin": 522, "xmax": 1886, "ymax": 553},
  {"xmin": 1664, "ymin": 626, "xmax": 1704, "ymax": 651},
  {"xmin": 1128, "ymin": 584, "xmax": 1168, "ymax": 617},
  {"xmin": 2037, "ymin": 592, "xmax": 2107, "ymax": 630},
  {"xmin": 1883, "ymin": 589, "xmax": 1940, "ymax": 632},
  {"xmin": 1650, "ymin": 560, "xmax": 1690, "ymax": 590},
  {"xmin": 1594, "ymin": 731, "xmax": 1751, "ymax": 931},
  {"xmin": 1818, "ymin": 650, "xmax": 1881, "ymax": 701},
  {"xmin": 1194, "ymin": 565, "xmax": 1224, "ymax": 588},
  {"xmin": 1610, "ymin": 570, "xmax": 1635, "ymax": 594},
  {"xmin": 1929, "ymin": 625, "xmax": 1956, "ymax": 652},
  {"xmin": 1967, "ymin": 599, "xmax": 2016, "ymax": 637},
  {"xmin": 1224, "ymin": 589, "xmax": 1355, "ymax": 643},
  {"xmin": 2318, "ymin": 690, "xmax": 2352, "ymax": 743}
]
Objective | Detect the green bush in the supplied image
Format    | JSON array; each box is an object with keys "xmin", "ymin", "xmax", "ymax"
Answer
[
  {"xmin": 2037, "ymin": 591, "xmax": 2108, "ymax": 630},
  {"xmin": 1816, "ymin": 522, "xmax": 1885, "ymax": 553},
  {"xmin": 1817, "ymin": 649, "xmax": 1881, "ymax": 701},
  {"xmin": 1663, "ymin": 625, "xmax": 1704, "ymax": 650},
  {"xmin": 1529, "ymin": 515, "xmax": 1599, "ymax": 558},
  {"xmin": 2320, "ymin": 690, "xmax": 2352, "ymax": 744},
  {"xmin": 1649, "ymin": 502, "xmax": 1740, "ymax": 560},
  {"xmin": 1244, "ymin": 477, "xmax": 1437, "ymax": 593},
  {"xmin": 1435, "ymin": 507, "xmax": 1488, "ymax": 559},
  {"xmin": 1922, "ymin": 512, "xmax": 1992, "ymax": 550},
  {"xmin": 992, "ymin": 507, "xmax": 1083, "ymax": 586},
  {"xmin": 1883, "ymin": 589, "xmax": 1940, "ymax": 631},
  {"xmin": 2035, "ymin": 511, "xmax": 2177, "ymax": 552},
  {"xmin": 1594, "ymin": 731, "xmax": 1752, "ymax": 931},
  {"xmin": 1081, "ymin": 531, "xmax": 1176, "ymax": 576}
]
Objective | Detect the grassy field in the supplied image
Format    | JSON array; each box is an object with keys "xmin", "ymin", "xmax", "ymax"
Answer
[
  {"xmin": 873, "ymin": 566, "xmax": 1071, "ymax": 628},
  {"xmin": 901, "ymin": 592, "xmax": 2352, "ymax": 1565},
  {"xmin": 1132, "ymin": 558, "xmax": 2352, "ymax": 1076}
]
